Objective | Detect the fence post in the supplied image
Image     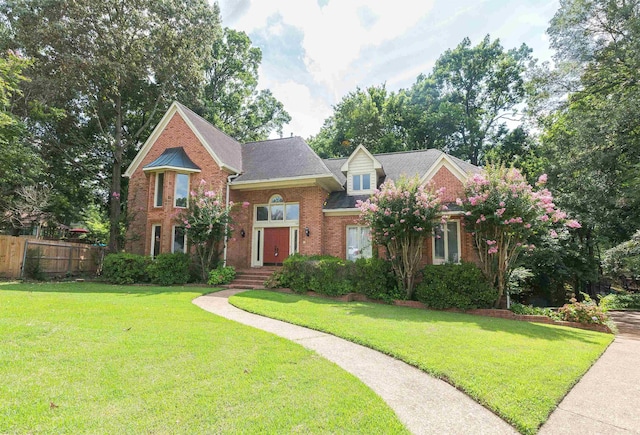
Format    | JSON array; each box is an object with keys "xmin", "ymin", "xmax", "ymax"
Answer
[{"xmin": 20, "ymin": 239, "xmax": 29, "ymax": 279}]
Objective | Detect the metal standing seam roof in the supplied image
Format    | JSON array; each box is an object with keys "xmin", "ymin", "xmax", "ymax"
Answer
[
  {"xmin": 175, "ymin": 102, "xmax": 243, "ymax": 172},
  {"xmin": 143, "ymin": 147, "xmax": 201, "ymax": 171}
]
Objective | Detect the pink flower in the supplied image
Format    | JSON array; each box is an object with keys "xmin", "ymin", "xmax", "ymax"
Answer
[
  {"xmin": 566, "ymin": 219, "xmax": 582, "ymax": 229},
  {"xmin": 486, "ymin": 240, "xmax": 497, "ymax": 245},
  {"xmin": 550, "ymin": 229, "xmax": 558, "ymax": 238},
  {"xmin": 456, "ymin": 198, "xmax": 463, "ymax": 206},
  {"xmin": 537, "ymin": 174, "xmax": 548, "ymax": 185},
  {"xmin": 242, "ymin": 201, "xmax": 250, "ymax": 208},
  {"xmin": 496, "ymin": 208, "xmax": 506, "ymax": 217},
  {"xmin": 539, "ymin": 215, "xmax": 549, "ymax": 222},
  {"xmin": 499, "ymin": 201, "xmax": 505, "ymax": 207},
  {"xmin": 200, "ymin": 179, "xmax": 206, "ymax": 185},
  {"xmin": 488, "ymin": 247, "xmax": 498, "ymax": 255}
]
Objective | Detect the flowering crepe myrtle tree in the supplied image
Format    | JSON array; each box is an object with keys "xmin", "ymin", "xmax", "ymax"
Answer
[
  {"xmin": 175, "ymin": 180, "xmax": 235, "ymax": 282},
  {"xmin": 459, "ymin": 165, "xmax": 581, "ymax": 306},
  {"xmin": 357, "ymin": 176, "xmax": 447, "ymax": 299}
]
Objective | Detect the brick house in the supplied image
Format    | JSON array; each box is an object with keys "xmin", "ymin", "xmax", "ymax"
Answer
[{"xmin": 124, "ymin": 102, "xmax": 479, "ymax": 268}]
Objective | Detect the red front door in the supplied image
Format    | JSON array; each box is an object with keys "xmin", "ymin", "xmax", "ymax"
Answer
[{"xmin": 263, "ymin": 227, "xmax": 290, "ymax": 265}]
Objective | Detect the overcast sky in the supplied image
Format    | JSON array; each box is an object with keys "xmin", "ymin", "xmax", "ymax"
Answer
[{"xmin": 216, "ymin": 0, "xmax": 559, "ymax": 139}]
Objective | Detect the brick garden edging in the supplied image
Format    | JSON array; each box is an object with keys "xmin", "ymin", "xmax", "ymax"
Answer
[{"xmin": 268, "ymin": 288, "xmax": 612, "ymax": 334}]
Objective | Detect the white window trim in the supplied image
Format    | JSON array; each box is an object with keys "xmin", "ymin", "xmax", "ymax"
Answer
[
  {"xmin": 432, "ymin": 220, "xmax": 462, "ymax": 265},
  {"xmin": 154, "ymin": 172, "xmax": 164, "ymax": 208},
  {"xmin": 251, "ymin": 226, "xmax": 299, "ymax": 267},
  {"xmin": 253, "ymin": 202, "xmax": 300, "ymax": 225},
  {"xmin": 171, "ymin": 225, "xmax": 187, "ymax": 253},
  {"xmin": 174, "ymin": 173, "xmax": 190, "ymax": 208},
  {"xmin": 346, "ymin": 225, "xmax": 372, "ymax": 261},
  {"xmin": 349, "ymin": 171, "xmax": 375, "ymax": 195},
  {"xmin": 151, "ymin": 224, "xmax": 161, "ymax": 258}
]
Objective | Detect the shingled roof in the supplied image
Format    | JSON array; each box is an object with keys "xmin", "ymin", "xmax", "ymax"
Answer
[
  {"xmin": 175, "ymin": 102, "xmax": 243, "ymax": 173},
  {"xmin": 322, "ymin": 148, "xmax": 479, "ymax": 210},
  {"xmin": 233, "ymin": 136, "xmax": 337, "ymax": 183}
]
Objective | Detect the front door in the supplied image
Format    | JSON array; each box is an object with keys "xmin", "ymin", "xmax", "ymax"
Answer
[{"xmin": 263, "ymin": 227, "xmax": 290, "ymax": 265}]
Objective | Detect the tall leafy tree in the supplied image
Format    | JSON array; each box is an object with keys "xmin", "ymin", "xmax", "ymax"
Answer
[
  {"xmin": 541, "ymin": 0, "xmax": 640, "ymax": 247},
  {"xmin": 426, "ymin": 35, "xmax": 533, "ymax": 165},
  {"xmin": 309, "ymin": 84, "xmax": 407, "ymax": 158},
  {"xmin": 202, "ymin": 28, "xmax": 290, "ymax": 142},
  {"xmin": 2, "ymin": 0, "xmax": 221, "ymax": 251},
  {"xmin": 0, "ymin": 50, "xmax": 44, "ymax": 223}
]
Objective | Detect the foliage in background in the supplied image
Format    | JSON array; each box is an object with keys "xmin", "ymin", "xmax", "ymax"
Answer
[
  {"xmin": 415, "ymin": 263, "xmax": 497, "ymax": 309},
  {"xmin": 175, "ymin": 182, "xmax": 234, "ymax": 282},
  {"xmin": 460, "ymin": 165, "xmax": 580, "ymax": 306},
  {"xmin": 101, "ymin": 253, "xmax": 150, "ymax": 284},
  {"xmin": 146, "ymin": 252, "xmax": 191, "ymax": 286},
  {"xmin": 81, "ymin": 203, "xmax": 110, "ymax": 245},
  {"xmin": 201, "ymin": 27, "xmax": 290, "ymax": 142},
  {"xmin": 207, "ymin": 265, "xmax": 236, "ymax": 286},
  {"xmin": 23, "ymin": 247, "xmax": 45, "ymax": 280},
  {"xmin": 602, "ymin": 230, "xmax": 640, "ymax": 290},
  {"xmin": 358, "ymin": 176, "xmax": 445, "ymax": 299},
  {"xmin": 1, "ymin": 0, "xmax": 222, "ymax": 252},
  {"xmin": 599, "ymin": 292, "xmax": 640, "ymax": 311},
  {"xmin": 309, "ymin": 35, "xmax": 533, "ymax": 165}
]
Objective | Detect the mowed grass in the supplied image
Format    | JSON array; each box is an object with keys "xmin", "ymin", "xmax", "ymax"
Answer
[
  {"xmin": 230, "ymin": 290, "xmax": 614, "ymax": 434},
  {"xmin": 0, "ymin": 282, "xmax": 408, "ymax": 434}
]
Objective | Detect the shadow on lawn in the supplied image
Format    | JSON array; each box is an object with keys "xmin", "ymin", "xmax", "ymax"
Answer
[
  {"xmin": 233, "ymin": 291, "xmax": 607, "ymax": 344},
  {"xmin": 0, "ymin": 281, "xmax": 213, "ymax": 297}
]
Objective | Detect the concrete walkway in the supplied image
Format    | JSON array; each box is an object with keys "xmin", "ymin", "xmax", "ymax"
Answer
[
  {"xmin": 540, "ymin": 311, "xmax": 640, "ymax": 435},
  {"xmin": 193, "ymin": 290, "xmax": 516, "ymax": 435}
]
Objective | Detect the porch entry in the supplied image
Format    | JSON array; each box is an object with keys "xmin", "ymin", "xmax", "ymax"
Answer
[{"xmin": 263, "ymin": 227, "xmax": 290, "ymax": 265}]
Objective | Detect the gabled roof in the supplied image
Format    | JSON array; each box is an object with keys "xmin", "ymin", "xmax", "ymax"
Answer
[
  {"xmin": 230, "ymin": 137, "xmax": 342, "ymax": 190},
  {"xmin": 125, "ymin": 101, "xmax": 242, "ymax": 177},
  {"xmin": 340, "ymin": 144, "xmax": 383, "ymax": 173},
  {"xmin": 324, "ymin": 148, "xmax": 478, "ymax": 187},
  {"xmin": 143, "ymin": 147, "xmax": 201, "ymax": 172}
]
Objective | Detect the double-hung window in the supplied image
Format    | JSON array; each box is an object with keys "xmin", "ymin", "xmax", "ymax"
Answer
[
  {"xmin": 346, "ymin": 226, "xmax": 372, "ymax": 261},
  {"xmin": 433, "ymin": 221, "xmax": 460, "ymax": 264}
]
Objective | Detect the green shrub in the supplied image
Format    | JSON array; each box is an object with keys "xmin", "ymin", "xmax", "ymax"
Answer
[
  {"xmin": 352, "ymin": 257, "xmax": 401, "ymax": 301},
  {"xmin": 558, "ymin": 293, "xmax": 608, "ymax": 325},
  {"xmin": 146, "ymin": 252, "xmax": 191, "ymax": 286},
  {"xmin": 102, "ymin": 253, "xmax": 151, "ymax": 284},
  {"xmin": 208, "ymin": 265, "xmax": 236, "ymax": 285},
  {"xmin": 415, "ymin": 263, "xmax": 497, "ymax": 309},
  {"xmin": 509, "ymin": 302, "xmax": 557, "ymax": 318},
  {"xmin": 280, "ymin": 254, "xmax": 354, "ymax": 296},
  {"xmin": 599, "ymin": 292, "xmax": 640, "ymax": 310},
  {"xmin": 308, "ymin": 257, "xmax": 353, "ymax": 296}
]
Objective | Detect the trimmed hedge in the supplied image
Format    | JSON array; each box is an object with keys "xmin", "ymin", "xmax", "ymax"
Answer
[
  {"xmin": 352, "ymin": 257, "xmax": 402, "ymax": 301},
  {"xmin": 208, "ymin": 266, "xmax": 236, "ymax": 285},
  {"xmin": 277, "ymin": 254, "xmax": 400, "ymax": 300},
  {"xmin": 102, "ymin": 253, "xmax": 151, "ymax": 284},
  {"xmin": 415, "ymin": 263, "xmax": 497, "ymax": 309},
  {"xmin": 147, "ymin": 252, "xmax": 191, "ymax": 286}
]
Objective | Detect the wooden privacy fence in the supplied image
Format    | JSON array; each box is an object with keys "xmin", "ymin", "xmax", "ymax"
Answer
[{"xmin": 0, "ymin": 236, "xmax": 104, "ymax": 279}]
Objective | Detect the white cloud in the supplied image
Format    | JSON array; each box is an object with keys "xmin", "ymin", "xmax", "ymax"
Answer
[{"xmin": 268, "ymin": 80, "xmax": 333, "ymax": 139}]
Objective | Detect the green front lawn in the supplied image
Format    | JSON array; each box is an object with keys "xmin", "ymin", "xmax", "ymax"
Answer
[
  {"xmin": 230, "ymin": 290, "xmax": 614, "ymax": 434},
  {"xmin": 0, "ymin": 282, "xmax": 407, "ymax": 434}
]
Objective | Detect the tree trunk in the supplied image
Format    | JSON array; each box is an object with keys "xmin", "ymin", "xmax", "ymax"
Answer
[{"xmin": 108, "ymin": 96, "xmax": 123, "ymax": 253}]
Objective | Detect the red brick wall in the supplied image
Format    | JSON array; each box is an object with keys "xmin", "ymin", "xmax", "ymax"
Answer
[
  {"xmin": 226, "ymin": 186, "xmax": 330, "ymax": 268},
  {"xmin": 430, "ymin": 165, "xmax": 465, "ymax": 202},
  {"xmin": 125, "ymin": 112, "xmax": 230, "ymax": 255},
  {"xmin": 323, "ymin": 214, "xmax": 362, "ymax": 259}
]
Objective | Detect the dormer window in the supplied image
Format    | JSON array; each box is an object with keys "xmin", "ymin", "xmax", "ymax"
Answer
[{"xmin": 353, "ymin": 173, "xmax": 371, "ymax": 191}]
